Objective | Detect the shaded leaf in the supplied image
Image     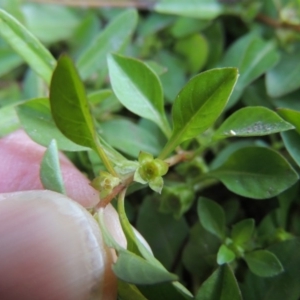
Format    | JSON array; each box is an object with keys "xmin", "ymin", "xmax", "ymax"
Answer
[
  {"xmin": 208, "ymin": 147, "xmax": 298, "ymax": 199},
  {"xmin": 159, "ymin": 68, "xmax": 238, "ymax": 159},
  {"xmin": 198, "ymin": 197, "xmax": 226, "ymax": 240},
  {"xmin": 137, "ymin": 197, "xmax": 189, "ymax": 270},
  {"xmin": 117, "ymin": 280, "xmax": 147, "ymax": 300},
  {"xmin": 219, "ymin": 33, "xmax": 279, "ymax": 108},
  {"xmin": 107, "ymin": 53, "xmax": 170, "ymax": 137},
  {"xmin": 244, "ymin": 250, "xmax": 284, "ymax": 277},
  {"xmin": 40, "ymin": 139, "xmax": 65, "ymax": 194},
  {"xmin": 196, "ymin": 264, "xmax": 242, "ymax": 300},
  {"xmin": 281, "ymin": 130, "xmax": 300, "ymax": 167},
  {"xmin": 113, "ymin": 250, "xmax": 178, "ymax": 285},
  {"xmin": 0, "ymin": 9, "xmax": 56, "ymax": 84},
  {"xmin": 214, "ymin": 106, "xmax": 294, "ymax": 140},
  {"xmin": 17, "ymin": 98, "xmax": 89, "ymax": 151},
  {"xmin": 100, "ymin": 118, "xmax": 163, "ymax": 157},
  {"xmin": 77, "ymin": 9, "xmax": 138, "ymax": 80},
  {"xmin": 266, "ymin": 51, "xmax": 300, "ymax": 98}
]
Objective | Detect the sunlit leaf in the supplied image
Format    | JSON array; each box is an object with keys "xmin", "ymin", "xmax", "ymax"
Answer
[{"xmin": 159, "ymin": 68, "xmax": 238, "ymax": 159}]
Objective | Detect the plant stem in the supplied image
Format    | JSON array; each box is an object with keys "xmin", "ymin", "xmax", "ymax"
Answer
[
  {"xmin": 256, "ymin": 13, "xmax": 300, "ymax": 33},
  {"xmin": 95, "ymin": 174, "xmax": 133, "ymax": 209},
  {"xmin": 95, "ymin": 139, "xmax": 118, "ymax": 177}
]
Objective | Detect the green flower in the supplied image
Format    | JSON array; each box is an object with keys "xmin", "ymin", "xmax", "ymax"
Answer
[
  {"xmin": 91, "ymin": 171, "xmax": 121, "ymax": 198},
  {"xmin": 134, "ymin": 151, "xmax": 169, "ymax": 194}
]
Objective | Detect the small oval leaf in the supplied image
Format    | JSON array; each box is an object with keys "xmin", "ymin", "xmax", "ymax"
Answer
[
  {"xmin": 209, "ymin": 147, "xmax": 299, "ymax": 199},
  {"xmin": 159, "ymin": 68, "xmax": 238, "ymax": 159},
  {"xmin": 244, "ymin": 250, "xmax": 284, "ymax": 277},
  {"xmin": 197, "ymin": 197, "xmax": 226, "ymax": 240},
  {"xmin": 50, "ymin": 55, "xmax": 97, "ymax": 150},
  {"xmin": 214, "ymin": 106, "xmax": 294, "ymax": 140},
  {"xmin": 40, "ymin": 139, "xmax": 66, "ymax": 194},
  {"xmin": 108, "ymin": 53, "xmax": 170, "ymax": 137}
]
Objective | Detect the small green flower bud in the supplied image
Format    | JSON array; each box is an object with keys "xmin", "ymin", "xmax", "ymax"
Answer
[{"xmin": 91, "ymin": 171, "xmax": 121, "ymax": 198}]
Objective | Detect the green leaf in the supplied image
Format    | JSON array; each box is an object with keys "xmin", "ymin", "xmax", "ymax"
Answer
[
  {"xmin": 197, "ymin": 197, "xmax": 226, "ymax": 240},
  {"xmin": 277, "ymin": 108, "xmax": 300, "ymax": 134},
  {"xmin": 174, "ymin": 33, "xmax": 209, "ymax": 73},
  {"xmin": 137, "ymin": 197, "xmax": 189, "ymax": 270},
  {"xmin": 266, "ymin": 51, "xmax": 300, "ymax": 97},
  {"xmin": 22, "ymin": 4, "xmax": 80, "ymax": 44},
  {"xmin": 155, "ymin": 0, "xmax": 224, "ymax": 20},
  {"xmin": 217, "ymin": 245, "xmax": 236, "ymax": 265},
  {"xmin": 0, "ymin": 9, "xmax": 56, "ymax": 84},
  {"xmin": 107, "ymin": 53, "xmax": 171, "ymax": 137},
  {"xmin": 208, "ymin": 147, "xmax": 299, "ymax": 199},
  {"xmin": 0, "ymin": 48, "xmax": 23, "ymax": 77},
  {"xmin": 159, "ymin": 68, "xmax": 238, "ymax": 159},
  {"xmin": 281, "ymin": 130, "xmax": 300, "ymax": 167},
  {"xmin": 101, "ymin": 118, "xmax": 163, "ymax": 157},
  {"xmin": 16, "ymin": 98, "xmax": 89, "ymax": 151},
  {"xmin": 40, "ymin": 139, "xmax": 65, "ymax": 194},
  {"xmin": 213, "ymin": 106, "xmax": 294, "ymax": 140},
  {"xmin": 244, "ymin": 250, "xmax": 284, "ymax": 277},
  {"xmin": 231, "ymin": 219, "xmax": 255, "ymax": 246},
  {"xmin": 77, "ymin": 9, "xmax": 138, "ymax": 80},
  {"xmin": 196, "ymin": 264, "xmax": 242, "ymax": 300},
  {"xmin": 0, "ymin": 105, "xmax": 20, "ymax": 137},
  {"xmin": 139, "ymin": 282, "xmax": 193, "ymax": 300},
  {"xmin": 117, "ymin": 280, "xmax": 147, "ymax": 300},
  {"xmin": 242, "ymin": 238, "xmax": 300, "ymax": 300},
  {"xmin": 219, "ymin": 33, "xmax": 279, "ymax": 108},
  {"xmin": 112, "ymin": 250, "xmax": 178, "ymax": 285},
  {"xmin": 50, "ymin": 55, "xmax": 98, "ymax": 150},
  {"xmin": 182, "ymin": 222, "xmax": 220, "ymax": 280}
]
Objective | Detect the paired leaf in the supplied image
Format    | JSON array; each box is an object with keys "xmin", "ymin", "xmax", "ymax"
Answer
[
  {"xmin": 16, "ymin": 98, "xmax": 89, "ymax": 151},
  {"xmin": 155, "ymin": 0, "xmax": 224, "ymax": 20},
  {"xmin": 231, "ymin": 219, "xmax": 255, "ymax": 246},
  {"xmin": 244, "ymin": 250, "xmax": 284, "ymax": 277},
  {"xmin": 195, "ymin": 264, "xmax": 242, "ymax": 300},
  {"xmin": 217, "ymin": 245, "xmax": 236, "ymax": 265},
  {"xmin": 0, "ymin": 9, "xmax": 56, "ymax": 84},
  {"xmin": 108, "ymin": 53, "xmax": 171, "ymax": 137},
  {"xmin": 40, "ymin": 139, "xmax": 65, "ymax": 194},
  {"xmin": 208, "ymin": 147, "xmax": 298, "ymax": 199},
  {"xmin": 77, "ymin": 9, "xmax": 138, "ymax": 80},
  {"xmin": 214, "ymin": 106, "xmax": 294, "ymax": 140},
  {"xmin": 197, "ymin": 197, "xmax": 226, "ymax": 240},
  {"xmin": 159, "ymin": 68, "xmax": 238, "ymax": 159}
]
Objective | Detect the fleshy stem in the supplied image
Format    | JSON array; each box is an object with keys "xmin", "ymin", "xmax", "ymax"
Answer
[{"xmin": 95, "ymin": 139, "xmax": 118, "ymax": 177}]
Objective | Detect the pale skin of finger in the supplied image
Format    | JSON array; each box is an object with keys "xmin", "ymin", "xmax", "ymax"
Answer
[
  {"xmin": 0, "ymin": 191, "xmax": 120, "ymax": 300},
  {"xmin": 0, "ymin": 131, "xmax": 127, "ymax": 299},
  {"xmin": 0, "ymin": 130, "xmax": 99, "ymax": 208}
]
